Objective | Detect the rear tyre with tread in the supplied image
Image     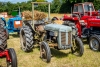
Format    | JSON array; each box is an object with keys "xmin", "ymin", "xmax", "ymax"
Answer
[
  {"xmin": 20, "ymin": 25, "xmax": 34, "ymax": 52},
  {"xmin": 0, "ymin": 27, "xmax": 7, "ymax": 50},
  {"xmin": 0, "ymin": 18, "xmax": 5, "ymax": 28},
  {"xmin": 5, "ymin": 28, "xmax": 9, "ymax": 39}
]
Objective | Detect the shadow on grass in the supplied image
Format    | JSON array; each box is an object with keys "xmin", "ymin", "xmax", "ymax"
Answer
[
  {"xmin": 35, "ymin": 45, "xmax": 71, "ymax": 58},
  {"xmin": 82, "ymin": 38, "xmax": 89, "ymax": 45},
  {"xmin": 21, "ymin": 48, "xmax": 34, "ymax": 53},
  {"xmin": 50, "ymin": 48, "xmax": 70, "ymax": 58},
  {"xmin": 0, "ymin": 65, "xmax": 3, "ymax": 67},
  {"xmin": 9, "ymin": 34, "xmax": 19, "ymax": 38}
]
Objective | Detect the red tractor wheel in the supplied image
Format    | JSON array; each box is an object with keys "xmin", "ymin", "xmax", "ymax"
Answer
[{"xmin": 7, "ymin": 48, "xmax": 17, "ymax": 67}]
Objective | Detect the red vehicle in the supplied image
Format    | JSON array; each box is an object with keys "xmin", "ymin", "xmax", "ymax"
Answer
[
  {"xmin": 0, "ymin": 26, "xmax": 17, "ymax": 67},
  {"xmin": 63, "ymin": 2, "xmax": 100, "ymax": 51}
]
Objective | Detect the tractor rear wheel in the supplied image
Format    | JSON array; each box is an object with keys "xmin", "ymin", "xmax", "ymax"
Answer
[
  {"xmin": 20, "ymin": 25, "xmax": 34, "ymax": 52},
  {"xmin": 7, "ymin": 48, "xmax": 17, "ymax": 67},
  {"xmin": 89, "ymin": 35, "xmax": 100, "ymax": 51},
  {"xmin": 71, "ymin": 37, "xmax": 84, "ymax": 56},
  {"xmin": 5, "ymin": 28, "xmax": 9, "ymax": 39},
  {"xmin": 0, "ymin": 27, "xmax": 7, "ymax": 50},
  {"xmin": 40, "ymin": 41, "xmax": 51, "ymax": 63},
  {"xmin": 0, "ymin": 18, "xmax": 5, "ymax": 27}
]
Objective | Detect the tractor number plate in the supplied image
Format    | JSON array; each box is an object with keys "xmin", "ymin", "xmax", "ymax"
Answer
[
  {"xmin": 15, "ymin": 21, "xmax": 20, "ymax": 24},
  {"xmin": 14, "ymin": 21, "xmax": 22, "ymax": 28}
]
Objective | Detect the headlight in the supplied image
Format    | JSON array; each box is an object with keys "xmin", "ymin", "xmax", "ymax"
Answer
[
  {"xmin": 72, "ymin": 29, "xmax": 76, "ymax": 35},
  {"xmin": 49, "ymin": 31, "xmax": 58, "ymax": 36}
]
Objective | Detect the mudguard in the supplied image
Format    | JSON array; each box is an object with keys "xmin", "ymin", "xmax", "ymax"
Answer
[{"xmin": 44, "ymin": 23, "xmax": 72, "ymax": 32}]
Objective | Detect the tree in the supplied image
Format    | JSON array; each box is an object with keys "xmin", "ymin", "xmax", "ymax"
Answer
[
  {"xmin": 28, "ymin": 0, "xmax": 46, "ymax": 2},
  {"xmin": 68, "ymin": 0, "xmax": 94, "ymax": 3},
  {"xmin": 0, "ymin": 0, "xmax": 98, "ymax": 15},
  {"xmin": 93, "ymin": 0, "xmax": 100, "ymax": 10},
  {"xmin": 51, "ymin": 0, "xmax": 62, "ymax": 13},
  {"xmin": 36, "ymin": 0, "xmax": 46, "ymax": 2}
]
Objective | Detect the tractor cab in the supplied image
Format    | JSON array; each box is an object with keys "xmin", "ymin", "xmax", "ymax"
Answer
[{"xmin": 72, "ymin": 2, "xmax": 98, "ymax": 18}]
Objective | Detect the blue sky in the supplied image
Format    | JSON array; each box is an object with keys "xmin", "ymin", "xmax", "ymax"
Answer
[{"xmin": 0, "ymin": 0, "xmax": 53, "ymax": 3}]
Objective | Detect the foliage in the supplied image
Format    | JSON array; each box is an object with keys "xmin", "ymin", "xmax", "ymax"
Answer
[
  {"xmin": 0, "ymin": 0, "xmax": 100, "ymax": 14},
  {"xmin": 36, "ymin": 0, "xmax": 46, "ymax": 2},
  {"xmin": 51, "ymin": 0, "xmax": 62, "ymax": 13},
  {"xmin": 59, "ymin": 0, "xmax": 72, "ymax": 13},
  {"xmin": 93, "ymin": 0, "xmax": 100, "ymax": 10}
]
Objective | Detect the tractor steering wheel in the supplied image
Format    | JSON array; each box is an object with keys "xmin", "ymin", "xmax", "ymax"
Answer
[{"xmin": 72, "ymin": 14, "xmax": 81, "ymax": 20}]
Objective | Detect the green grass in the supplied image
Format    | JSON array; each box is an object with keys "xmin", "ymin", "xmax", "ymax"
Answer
[
  {"xmin": 0, "ymin": 33, "xmax": 100, "ymax": 67},
  {"xmin": 2, "ymin": 14, "xmax": 100, "ymax": 67}
]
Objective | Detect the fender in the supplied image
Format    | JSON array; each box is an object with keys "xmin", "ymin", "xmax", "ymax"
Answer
[{"xmin": 63, "ymin": 15, "xmax": 79, "ymax": 21}]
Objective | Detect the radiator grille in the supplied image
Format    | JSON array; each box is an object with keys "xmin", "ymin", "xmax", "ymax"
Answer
[
  {"xmin": 61, "ymin": 32, "xmax": 71, "ymax": 45},
  {"xmin": 68, "ymin": 32, "xmax": 71, "ymax": 45},
  {"xmin": 61, "ymin": 32, "xmax": 66, "ymax": 45}
]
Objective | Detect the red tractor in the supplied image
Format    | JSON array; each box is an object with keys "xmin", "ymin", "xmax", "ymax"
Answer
[
  {"xmin": 63, "ymin": 2, "xmax": 100, "ymax": 51},
  {"xmin": 0, "ymin": 25, "xmax": 17, "ymax": 67}
]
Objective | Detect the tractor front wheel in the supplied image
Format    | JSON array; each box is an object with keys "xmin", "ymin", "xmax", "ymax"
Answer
[
  {"xmin": 89, "ymin": 35, "xmax": 100, "ymax": 51},
  {"xmin": 20, "ymin": 25, "xmax": 34, "ymax": 52},
  {"xmin": 7, "ymin": 48, "xmax": 17, "ymax": 67},
  {"xmin": 71, "ymin": 37, "xmax": 84, "ymax": 56},
  {"xmin": 40, "ymin": 41, "xmax": 51, "ymax": 63}
]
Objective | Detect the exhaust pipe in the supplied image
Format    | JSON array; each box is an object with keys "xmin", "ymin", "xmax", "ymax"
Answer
[{"xmin": 89, "ymin": 4, "xmax": 92, "ymax": 16}]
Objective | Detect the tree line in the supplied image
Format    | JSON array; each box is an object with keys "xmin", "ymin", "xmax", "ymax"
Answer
[{"xmin": 0, "ymin": 0, "xmax": 100, "ymax": 15}]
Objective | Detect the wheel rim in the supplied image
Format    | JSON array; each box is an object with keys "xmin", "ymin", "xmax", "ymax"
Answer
[
  {"xmin": 72, "ymin": 40, "xmax": 80, "ymax": 55},
  {"xmin": 7, "ymin": 61, "xmax": 12, "ymax": 67},
  {"xmin": 40, "ymin": 45, "xmax": 47, "ymax": 61},
  {"xmin": 22, "ymin": 35, "xmax": 26, "ymax": 46},
  {"xmin": 90, "ymin": 38, "xmax": 99, "ymax": 50}
]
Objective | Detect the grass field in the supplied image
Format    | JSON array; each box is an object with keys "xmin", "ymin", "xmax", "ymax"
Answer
[
  {"xmin": 0, "ymin": 14, "xmax": 100, "ymax": 67},
  {"xmin": 0, "ymin": 33, "xmax": 100, "ymax": 67}
]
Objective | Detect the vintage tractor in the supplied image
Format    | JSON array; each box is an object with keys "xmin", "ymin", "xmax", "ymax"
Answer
[
  {"xmin": 63, "ymin": 2, "xmax": 100, "ymax": 51},
  {"xmin": 0, "ymin": 25, "xmax": 17, "ymax": 67},
  {"xmin": 6, "ymin": 9, "xmax": 22, "ymax": 34},
  {"xmin": 20, "ymin": 2, "xmax": 84, "ymax": 63},
  {"xmin": 0, "ymin": 8, "xmax": 22, "ymax": 37}
]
